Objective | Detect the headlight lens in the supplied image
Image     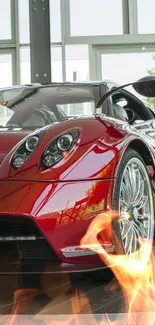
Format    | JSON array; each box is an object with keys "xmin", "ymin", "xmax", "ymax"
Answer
[
  {"xmin": 25, "ymin": 136, "xmax": 39, "ymax": 152},
  {"xmin": 42, "ymin": 154, "xmax": 55, "ymax": 168},
  {"xmin": 42, "ymin": 129, "xmax": 79, "ymax": 168},
  {"xmin": 11, "ymin": 131, "xmax": 44, "ymax": 170},
  {"xmin": 57, "ymin": 134, "xmax": 73, "ymax": 151},
  {"xmin": 12, "ymin": 155, "xmax": 26, "ymax": 169}
]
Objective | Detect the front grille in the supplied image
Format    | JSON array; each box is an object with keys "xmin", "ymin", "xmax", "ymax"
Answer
[
  {"xmin": 0, "ymin": 217, "xmax": 59, "ymax": 262},
  {"xmin": 0, "ymin": 217, "xmax": 41, "ymax": 237},
  {"xmin": 18, "ymin": 239, "xmax": 58, "ymax": 261}
]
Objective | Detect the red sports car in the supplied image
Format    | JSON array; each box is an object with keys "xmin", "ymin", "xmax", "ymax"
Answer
[{"xmin": 0, "ymin": 78, "xmax": 155, "ymax": 280}]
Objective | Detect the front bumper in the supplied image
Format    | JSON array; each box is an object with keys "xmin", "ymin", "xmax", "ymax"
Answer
[{"xmin": 0, "ymin": 178, "xmax": 115, "ymax": 273}]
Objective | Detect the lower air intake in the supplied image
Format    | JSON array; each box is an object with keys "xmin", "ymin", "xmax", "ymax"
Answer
[{"xmin": 0, "ymin": 217, "xmax": 59, "ymax": 262}]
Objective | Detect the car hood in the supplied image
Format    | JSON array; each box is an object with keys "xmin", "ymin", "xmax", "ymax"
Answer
[{"xmin": 0, "ymin": 129, "xmax": 30, "ymax": 164}]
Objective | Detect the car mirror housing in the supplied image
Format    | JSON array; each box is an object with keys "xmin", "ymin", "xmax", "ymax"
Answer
[{"xmin": 132, "ymin": 76, "xmax": 155, "ymax": 97}]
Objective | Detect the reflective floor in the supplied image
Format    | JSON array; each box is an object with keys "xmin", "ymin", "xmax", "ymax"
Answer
[
  {"xmin": 0, "ymin": 272, "xmax": 152, "ymax": 325},
  {"xmin": 0, "ymin": 272, "xmax": 126, "ymax": 315},
  {"xmin": 0, "ymin": 272, "xmax": 134, "ymax": 325},
  {"xmin": 0, "ymin": 248, "xmax": 154, "ymax": 325}
]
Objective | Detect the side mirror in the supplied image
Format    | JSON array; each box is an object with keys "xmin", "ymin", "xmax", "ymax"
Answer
[{"xmin": 133, "ymin": 76, "xmax": 155, "ymax": 97}]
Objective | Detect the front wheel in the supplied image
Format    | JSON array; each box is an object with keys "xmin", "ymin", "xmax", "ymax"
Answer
[
  {"xmin": 89, "ymin": 148, "xmax": 154, "ymax": 281},
  {"xmin": 112, "ymin": 148, "xmax": 154, "ymax": 262}
]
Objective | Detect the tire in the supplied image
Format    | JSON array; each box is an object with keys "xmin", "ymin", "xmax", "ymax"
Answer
[
  {"xmin": 88, "ymin": 148, "xmax": 154, "ymax": 281},
  {"xmin": 112, "ymin": 148, "xmax": 154, "ymax": 260}
]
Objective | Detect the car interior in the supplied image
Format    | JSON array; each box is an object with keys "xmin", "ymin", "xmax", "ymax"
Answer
[
  {"xmin": 111, "ymin": 89, "xmax": 155, "ymax": 124},
  {"xmin": 6, "ymin": 105, "xmax": 67, "ymax": 130},
  {"xmin": 22, "ymin": 106, "xmax": 59, "ymax": 129}
]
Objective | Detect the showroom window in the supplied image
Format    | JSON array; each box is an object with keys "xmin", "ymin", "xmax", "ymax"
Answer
[
  {"xmin": 69, "ymin": 0, "xmax": 123, "ymax": 36},
  {"xmin": 51, "ymin": 46, "xmax": 63, "ymax": 82},
  {"xmin": 0, "ymin": 0, "xmax": 11, "ymax": 40},
  {"xmin": 20, "ymin": 47, "xmax": 31, "ymax": 85},
  {"xmin": 66, "ymin": 45, "xmax": 89, "ymax": 81},
  {"xmin": 50, "ymin": 0, "xmax": 61, "ymax": 42},
  {"xmin": 137, "ymin": 0, "xmax": 155, "ymax": 34},
  {"xmin": 100, "ymin": 50, "xmax": 155, "ymax": 106},
  {"xmin": 1, "ymin": 0, "xmax": 155, "ymax": 87},
  {"xmin": 20, "ymin": 46, "xmax": 63, "ymax": 85},
  {"xmin": 0, "ymin": 54, "xmax": 12, "ymax": 87},
  {"xmin": 101, "ymin": 52, "xmax": 155, "ymax": 85},
  {"xmin": 18, "ymin": 0, "xmax": 30, "ymax": 44}
]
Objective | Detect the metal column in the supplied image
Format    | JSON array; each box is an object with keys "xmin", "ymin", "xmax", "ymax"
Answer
[{"xmin": 29, "ymin": 0, "xmax": 51, "ymax": 84}]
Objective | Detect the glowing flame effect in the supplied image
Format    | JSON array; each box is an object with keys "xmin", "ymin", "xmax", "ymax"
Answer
[
  {"xmin": 80, "ymin": 210, "xmax": 155, "ymax": 324},
  {"xmin": 5, "ymin": 210, "xmax": 155, "ymax": 325}
]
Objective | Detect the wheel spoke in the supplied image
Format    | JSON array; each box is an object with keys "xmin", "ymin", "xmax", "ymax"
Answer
[
  {"xmin": 132, "ymin": 221, "xmax": 143, "ymax": 238},
  {"xmin": 120, "ymin": 219, "xmax": 131, "ymax": 239},
  {"xmin": 132, "ymin": 180, "xmax": 145, "ymax": 207},
  {"xmin": 124, "ymin": 226, "xmax": 137, "ymax": 255},
  {"xmin": 121, "ymin": 181, "xmax": 131, "ymax": 204},
  {"xmin": 133, "ymin": 167, "xmax": 141, "ymax": 202},
  {"xmin": 120, "ymin": 199, "xmax": 128, "ymax": 209},
  {"xmin": 133, "ymin": 175, "xmax": 142, "ymax": 203},
  {"xmin": 137, "ymin": 196, "xmax": 148, "ymax": 210},
  {"xmin": 122, "ymin": 169, "xmax": 133, "ymax": 203},
  {"xmin": 128, "ymin": 164, "xmax": 137, "ymax": 200}
]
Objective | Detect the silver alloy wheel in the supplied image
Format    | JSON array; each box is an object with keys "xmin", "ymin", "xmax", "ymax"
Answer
[{"xmin": 119, "ymin": 157, "xmax": 154, "ymax": 261}]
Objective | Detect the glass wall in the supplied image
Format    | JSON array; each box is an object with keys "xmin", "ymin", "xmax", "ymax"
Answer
[
  {"xmin": 66, "ymin": 45, "xmax": 89, "ymax": 81},
  {"xmin": 20, "ymin": 47, "xmax": 31, "ymax": 85},
  {"xmin": 51, "ymin": 46, "xmax": 63, "ymax": 82},
  {"xmin": 101, "ymin": 51, "xmax": 155, "ymax": 84},
  {"xmin": 137, "ymin": 0, "xmax": 155, "ymax": 34},
  {"xmin": 69, "ymin": 0, "xmax": 123, "ymax": 36},
  {"xmin": 0, "ymin": 54, "xmax": 12, "ymax": 87},
  {"xmin": 18, "ymin": 0, "xmax": 30, "ymax": 44},
  {"xmin": 0, "ymin": 0, "xmax": 12, "ymax": 40},
  {"xmin": 50, "ymin": 0, "xmax": 61, "ymax": 42},
  {"xmin": 0, "ymin": 0, "xmax": 155, "ymax": 87}
]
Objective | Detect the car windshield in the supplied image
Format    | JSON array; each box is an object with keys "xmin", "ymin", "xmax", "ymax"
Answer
[{"xmin": 0, "ymin": 85, "xmax": 97, "ymax": 130}]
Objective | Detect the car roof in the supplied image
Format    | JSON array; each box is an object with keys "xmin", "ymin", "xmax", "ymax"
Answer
[
  {"xmin": 46, "ymin": 81, "xmax": 108, "ymax": 86},
  {"xmin": 0, "ymin": 80, "xmax": 109, "ymax": 92}
]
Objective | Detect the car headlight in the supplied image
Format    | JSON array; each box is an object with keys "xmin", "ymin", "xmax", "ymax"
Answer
[
  {"xmin": 12, "ymin": 131, "xmax": 44, "ymax": 170},
  {"xmin": 42, "ymin": 129, "xmax": 79, "ymax": 168},
  {"xmin": 12, "ymin": 155, "xmax": 26, "ymax": 169},
  {"xmin": 57, "ymin": 134, "xmax": 73, "ymax": 151},
  {"xmin": 25, "ymin": 136, "xmax": 40, "ymax": 152}
]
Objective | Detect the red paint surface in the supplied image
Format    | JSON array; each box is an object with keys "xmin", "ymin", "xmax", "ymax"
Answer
[
  {"xmin": 0, "ymin": 131, "xmax": 30, "ymax": 164},
  {"xmin": 0, "ymin": 178, "xmax": 114, "ymax": 264}
]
